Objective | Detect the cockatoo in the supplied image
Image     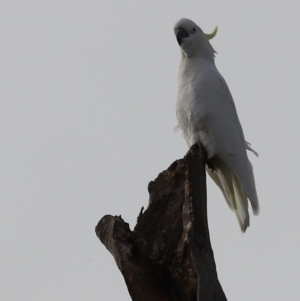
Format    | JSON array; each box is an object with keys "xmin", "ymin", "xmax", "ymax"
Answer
[{"xmin": 174, "ymin": 18, "xmax": 259, "ymax": 232}]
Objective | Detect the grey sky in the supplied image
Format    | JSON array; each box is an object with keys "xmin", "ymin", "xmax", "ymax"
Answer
[{"xmin": 1, "ymin": 1, "xmax": 299, "ymax": 300}]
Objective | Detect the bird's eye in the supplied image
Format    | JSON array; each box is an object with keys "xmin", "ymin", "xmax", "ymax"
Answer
[{"xmin": 192, "ymin": 28, "xmax": 196, "ymax": 32}]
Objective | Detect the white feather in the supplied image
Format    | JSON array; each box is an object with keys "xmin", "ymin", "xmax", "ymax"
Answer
[{"xmin": 174, "ymin": 18, "xmax": 259, "ymax": 231}]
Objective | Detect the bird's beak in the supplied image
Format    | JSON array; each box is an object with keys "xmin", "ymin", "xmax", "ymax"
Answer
[{"xmin": 175, "ymin": 28, "xmax": 189, "ymax": 45}]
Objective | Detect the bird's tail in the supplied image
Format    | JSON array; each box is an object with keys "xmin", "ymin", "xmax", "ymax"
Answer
[{"xmin": 207, "ymin": 157, "xmax": 253, "ymax": 232}]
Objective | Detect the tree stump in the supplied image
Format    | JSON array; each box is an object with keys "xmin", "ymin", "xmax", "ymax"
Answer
[{"xmin": 95, "ymin": 145, "xmax": 227, "ymax": 301}]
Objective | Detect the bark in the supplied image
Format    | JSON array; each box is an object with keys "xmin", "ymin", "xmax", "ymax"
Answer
[{"xmin": 95, "ymin": 145, "xmax": 227, "ymax": 301}]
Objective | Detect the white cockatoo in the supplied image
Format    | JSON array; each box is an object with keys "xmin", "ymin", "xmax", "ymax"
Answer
[{"xmin": 174, "ymin": 18, "xmax": 259, "ymax": 232}]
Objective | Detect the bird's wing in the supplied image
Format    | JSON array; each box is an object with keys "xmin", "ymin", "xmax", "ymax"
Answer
[{"xmin": 193, "ymin": 70, "xmax": 259, "ymax": 213}]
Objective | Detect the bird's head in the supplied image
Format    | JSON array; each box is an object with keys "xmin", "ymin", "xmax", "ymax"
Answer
[{"xmin": 174, "ymin": 18, "xmax": 217, "ymax": 60}]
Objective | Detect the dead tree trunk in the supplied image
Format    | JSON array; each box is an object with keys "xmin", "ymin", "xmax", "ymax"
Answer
[{"xmin": 95, "ymin": 145, "xmax": 227, "ymax": 301}]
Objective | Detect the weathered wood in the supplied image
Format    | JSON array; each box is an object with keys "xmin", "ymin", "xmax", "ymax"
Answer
[{"xmin": 95, "ymin": 145, "xmax": 227, "ymax": 301}]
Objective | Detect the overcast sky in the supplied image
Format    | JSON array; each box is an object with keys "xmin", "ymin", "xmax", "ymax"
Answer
[{"xmin": 1, "ymin": 1, "xmax": 300, "ymax": 300}]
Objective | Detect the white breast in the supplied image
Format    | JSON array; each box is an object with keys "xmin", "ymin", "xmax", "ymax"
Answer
[{"xmin": 176, "ymin": 58, "xmax": 217, "ymax": 158}]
